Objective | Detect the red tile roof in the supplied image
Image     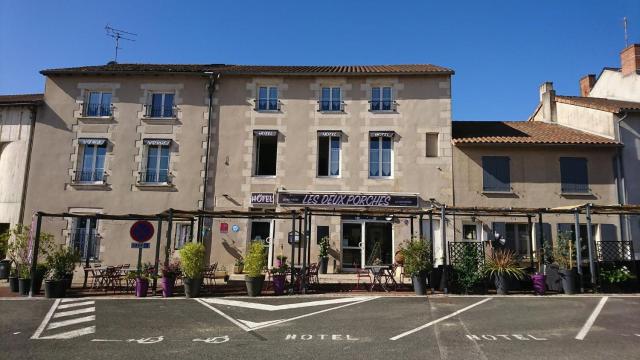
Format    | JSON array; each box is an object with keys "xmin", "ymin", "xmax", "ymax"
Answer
[
  {"xmin": 0, "ymin": 93, "xmax": 43, "ymax": 106},
  {"xmin": 41, "ymin": 63, "xmax": 453, "ymax": 76},
  {"xmin": 556, "ymin": 95, "xmax": 640, "ymax": 113},
  {"xmin": 452, "ymin": 121, "xmax": 619, "ymax": 146}
]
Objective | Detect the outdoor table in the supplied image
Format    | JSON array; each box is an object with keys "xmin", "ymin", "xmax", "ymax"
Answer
[{"xmin": 367, "ymin": 265, "xmax": 397, "ymax": 292}]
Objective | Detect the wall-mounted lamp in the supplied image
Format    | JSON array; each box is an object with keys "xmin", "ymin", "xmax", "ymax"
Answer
[{"xmin": 385, "ymin": 215, "xmax": 393, "ymax": 221}]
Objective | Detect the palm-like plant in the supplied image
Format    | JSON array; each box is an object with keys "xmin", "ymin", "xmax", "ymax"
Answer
[{"xmin": 483, "ymin": 248, "xmax": 525, "ymax": 280}]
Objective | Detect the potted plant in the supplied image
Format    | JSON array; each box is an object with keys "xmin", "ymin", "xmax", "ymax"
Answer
[
  {"xmin": 549, "ymin": 231, "xmax": 578, "ymax": 294},
  {"xmin": 599, "ymin": 265, "xmax": 636, "ymax": 293},
  {"xmin": 244, "ymin": 241, "xmax": 267, "ymax": 297},
  {"xmin": 483, "ymin": 248, "xmax": 525, "ymax": 295},
  {"xmin": 8, "ymin": 266, "xmax": 19, "ymax": 292},
  {"xmin": 271, "ymin": 256, "xmax": 288, "ymax": 296},
  {"xmin": 394, "ymin": 250, "xmax": 405, "ymax": 266},
  {"xmin": 318, "ymin": 236, "xmax": 330, "ymax": 274},
  {"xmin": 233, "ymin": 257, "xmax": 244, "ymax": 274},
  {"xmin": 17, "ymin": 263, "xmax": 31, "ymax": 296},
  {"xmin": 400, "ymin": 239, "xmax": 433, "ymax": 295},
  {"xmin": 44, "ymin": 247, "xmax": 70, "ymax": 298},
  {"xmin": 179, "ymin": 242, "xmax": 206, "ymax": 298},
  {"xmin": 128, "ymin": 263, "xmax": 155, "ymax": 298},
  {"xmin": 5, "ymin": 224, "xmax": 56, "ymax": 291},
  {"xmin": 0, "ymin": 228, "xmax": 10, "ymax": 280},
  {"xmin": 32, "ymin": 263, "xmax": 49, "ymax": 295},
  {"xmin": 453, "ymin": 244, "xmax": 485, "ymax": 294},
  {"xmin": 160, "ymin": 260, "xmax": 180, "ymax": 297}
]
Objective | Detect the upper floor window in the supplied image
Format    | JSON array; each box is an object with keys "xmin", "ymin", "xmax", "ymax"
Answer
[
  {"xmin": 257, "ymin": 86, "xmax": 279, "ymax": 111},
  {"xmin": 482, "ymin": 156, "xmax": 510, "ymax": 192},
  {"xmin": 425, "ymin": 133, "xmax": 439, "ymax": 157},
  {"xmin": 370, "ymin": 86, "xmax": 394, "ymax": 111},
  {"xmin": 369, "ymin": 132, "xmax": 393, "ymax": 178},
  {"xmin": 145, "ymin": 93, "xmax": 175, "ymax": 118},
  {"xmin": 141, "ymin": 139, "xmax": 171, "ymax": 184},
  {"xmin": 254, "ymin": 130, "xmax": 278, "ymax": 176},
  {"xmin": 560, "ymin": 157, "xmax": 589, "ymax": 194},
  {"xmin": 319, "ymin": 87, "xmax": 342, "ymax": 112},
  {"xmin": 317, "ymin": 132, "xmax": 341, "ymax": 177},
  {"xmin": 75, "ymin": 139, "xmax": 106, "ymax": 183},
  {"xmin": 84, "ymin": 91, "xmax": 112, "ymax": 117}
]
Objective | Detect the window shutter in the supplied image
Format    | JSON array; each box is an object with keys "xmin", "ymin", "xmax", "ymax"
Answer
[
  {"xmin": 560, "ymin": 157, "xmax": 588, "ymax": 193},
  {"xmin": 482, "ymin": 156, "xmax": 510, "ymax": 192}
]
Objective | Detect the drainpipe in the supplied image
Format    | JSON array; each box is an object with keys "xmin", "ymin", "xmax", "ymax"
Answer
[
  {"xmin": 19, "ymin": 105, "xmax": 38, "ymax": 225},
  {"xmin": 198, "ymin": 72, "xmax": 220, "ymax": 242},
  {"xmin": 615, "ymin": 112, "xmax": 630, "ymax": 246}
]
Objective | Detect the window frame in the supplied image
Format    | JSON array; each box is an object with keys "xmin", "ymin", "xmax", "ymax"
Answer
[
  {"xmin": 142, "ymin": 143, "xmax": 171, "ymax": 184},
  {"xmin": 173, "ymin": 223, "xmax": 193, "ymax": 250},
  {"xmin": 84, "ymin": 91, "xmax": 112, "ymax": 117},
  {"xmin": 254, "ymin": 133, "xmax": 278, "ymax": 177},
  {"xmin": 257, "ymin": 86, "xmax": 280, "ymax": 111},
  {"xmin": 559, "ymin": 157, "xmax": 590, "ymax": 194},
  {"xmin": 319, "ymin": 87, "xmax": 343, "ymax": 112},
  {"xmin": 317, "ymin": 135, "xmax": 341, "ymax": 178},
  {"xmin": 146, "ymin": 92, "xmax": 176, "ymax": 118},
  {"xmin": 425, "ymin": 132, "xmax": 439, "ymax": 157},
  {"xmin": 77, "ymin": 143, "xmax": 107, "ymax": 183},
  {"xmin": 482, "ymin": 156, "xmax": 511, "ymax": 193},
  {"xmin": 370, "ymin": 86, "xmax": 394, "ymax": 112},
  {"xmin": 368, "ymin": 135, "xmax": 394, "ymax": 179}
]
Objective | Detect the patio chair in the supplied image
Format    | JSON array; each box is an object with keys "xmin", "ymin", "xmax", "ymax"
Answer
[
  {"xmin": 307, "ymin": 263, "xmax": 319, "ymax": 287},
  {"xmin": 354, "ymin": 268, "xmax": 371, "ymax": 291}
]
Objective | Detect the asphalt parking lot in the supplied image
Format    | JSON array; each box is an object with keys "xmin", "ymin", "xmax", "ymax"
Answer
[{"xmin": 1, "ymin": 295, "xmax": 639, "ymax": 360}]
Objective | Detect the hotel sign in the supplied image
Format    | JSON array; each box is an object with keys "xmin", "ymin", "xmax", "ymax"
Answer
[
  {"xmin": 251, "ymin": 192, "xmax": 275, "ymax": 205},
  {"xmin": 277, "ymin": 192, "xmax": 418, "ymax": 208}
]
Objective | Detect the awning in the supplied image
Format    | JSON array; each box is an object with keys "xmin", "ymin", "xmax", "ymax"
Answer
[
  {"xmin": 369, "ymin": 131, "xmax": 396, "ymax": 138},
  {"xmin": 317, "ymin": 130, "xmax": 343, "ymax": 137},
  {"xmin": 253, "ymin": 129, "xmax": 278, "ymax": 137},
  {"xmin": 78, "ymin": 138, "xmax": 107, "ymax": 145},
  {"xmin": 143, "ymin": 139, "xmax": 172, "ymax": 146}
]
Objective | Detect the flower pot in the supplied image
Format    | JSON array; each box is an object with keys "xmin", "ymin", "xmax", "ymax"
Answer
[
  {"xmin": 531, "ymin": 274, "xmax": 546, "ymax": 295},
  {"xmin": 394, "ymin": 251, "xmax": 405, "ymax": 265},
  {"xmin": 319, "ymin": 257, "xmax": 329, "ymax": 274},
  {"xmin": 183, "ymin": 277, "xmax": 203, "ymax": 298},
  {"xmin": 272, "ymin": 274, "xmax": 286, "ymax": 295},
  {"xmin": 0, "ymin": 260, "xmax": 11, "ymax": 280},
  {"xmin": 62, "ymin": 273, "xmax": 74, "ymax": 289},
  {"xmin": 32, "ymin": 268, "xmax": 47, "ymax": 295},
  {"xmin": 411, "ymin": 272, "xmax": 428, "ymax": 295},
  {"xmin": 224, "ymin": 274, "xmax": 230, "ymax": 283},
  {"xmin": 245, "ymin": 275, "xmax": 265, "ymax": 297},
  {"xmin": 494, "ymin": 274, "xmax": 509, "ymax": 295},
  {"xmin": 135, "ymin": 278, "xmax": 149, "ymax": 297},
  {"xmin": 18, "ymin": 278, "xmax": 31, "ymax": 296},
  {"xmin": 559, "ymin": 268, "xmax": 577, "ymax": 295},
  {"xmin": 233, "ymin": 265, "xmax": 244, "ymax": 274},
  {"xmin": 9, "ymin": 276, "xmax": 19, "ymax": 292},
  {"xmin": 161, "ymin": 276, "xmax": 175, "ymax": 297},
  {"xmin": 44, "ymin": 280, "xmax": 66, "ymax": 298}
]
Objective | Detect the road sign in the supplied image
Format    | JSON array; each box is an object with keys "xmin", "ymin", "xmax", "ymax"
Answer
[
  {"xmin": 131, "ymin": 242, "xmax": 151, "ymax": 249},
  {"xmin": 130, "ymin": 221, "xmax": 154, "ymax": 243},
  {"xmin": 288, "ymin": 231, "xmax": 300, "ymax": 244}
]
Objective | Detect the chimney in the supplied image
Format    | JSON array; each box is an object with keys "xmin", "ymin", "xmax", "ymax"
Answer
[
  {"xmin": 579, "ymin": 74, "xmax": 596, "ymax": 97},
  {"xmin": 539, "ymin": 81, "xmax": 556, "ymax": 122},
  {"xmin": 621, "ymin": 44, "xmax": 640, "ymax": 76}
]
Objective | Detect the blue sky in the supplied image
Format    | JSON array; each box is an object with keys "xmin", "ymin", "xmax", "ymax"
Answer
[{"xmin": 0, "ymin": 0, "xmax": 638, "ymax": 120}]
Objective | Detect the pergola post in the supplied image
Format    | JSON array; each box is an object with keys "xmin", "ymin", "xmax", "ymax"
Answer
[
  {"xmin": 297, "ymin": 216, "xmax": 302, "ymax": 266},
  {"xmin": 289, "ymin": 211, "xmax": 296, "ymax": 293},
  {"xmin": 574, "ymin": 209, "xmax": 583, "ymax": 293},
  {"xmin": 164, "ymin": 208, "xmax": 174, "ymax": 267},
  {"xmin": 301, "ymin": 208, "xmax": 308, "ymax": 294},
  {"xmin": 410, "ymin": 216, "xmax": 414, "ymax": 239},
  {"xmin": 28, "ymin": 212, "xmax": 43, "ymax": 297},
  {"xmin": 537, "ymin": 212, "xmax": 545, "ymax": 267},
  {"xmin": 196, "ymin": 214, "xmax": 203, "ymax": 243},
  {"xmin": 440, "ymin": 205, "xmax": 448, "ymax": 294},
  {"xmin": 189, "ymin": 217, "xmax": 195, "ymax": 242},
  {"xmin": 585, "ymin": 204, "xmax": 597, "ymax": 289},
  {"xmin": 152, "ymin": 217, "xmax": 163, "ymax": 296},
  {"xmin": 419, "ymin": 214, "xmax": 424, "ymax": 240},
  {"xmin": 307, "ymin": 210, "xmax": 312, "ymax": 268},
  {"xmin": 429, "ymin": 211, "xmax": 434, "ymax": 266},
  {"xmin": 527, "ymin": 215, "xmax": 534, "ymax": 270}
]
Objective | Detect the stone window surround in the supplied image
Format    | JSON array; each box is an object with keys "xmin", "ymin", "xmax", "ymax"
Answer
[
  {"xmin": 75, "ymin": 83, "xmax": 121, "ymax": 119},
  {"xmin": 68, "ymin": 136, "xmax": 113, "ymax": 188},
  {"xmin": 134, "ymin": 136, "xmax": 178, "ymax": 188},
  {"xmin": 254, "ymin": 83, "xmax": 282, "ymax": 112},
  {"xmin": 138, "ymin": 84, "xmax": 184, "ymax": 121},
  {"xmin": 311, "ymin": 79, "xmax": 351, "ymax": 115},
  {"xmin": 63, "ymin": 207, "xmax": 104, "ymax": 261}
]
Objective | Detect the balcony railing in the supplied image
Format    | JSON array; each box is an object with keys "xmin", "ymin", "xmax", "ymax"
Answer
[
  {"xmin": 138, "ymin": 169, "xmax": 171, "ymax": 184},
  {"xmin": 369, "ymin": 100, "xmax": 398, "ymax": 112},
  {"xmin": 318, "ymin": 100, "xmax": 345, "ymax": 112},
  {"xmin": 82, "ymin": 102, "xmax": 112, "ymax": 117},
  {"xmin": 143, "ymin": 104, "xmax": 177, "ymax": 118},
  {"xmin": 561, "ymin": 183, "xmax": 590, "ymax": 194},
  {"xmin": 256, "ymin": 99, "xmax": 281, "ymax": 111},
  {"xmin": 70, "ymin": 229, "xmax": 100, "ymax": 261},
  {"xmin": 73, "ymin": 170, "xmax": 105, "ymax": 184}
]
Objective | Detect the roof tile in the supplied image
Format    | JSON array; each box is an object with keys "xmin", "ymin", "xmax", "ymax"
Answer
[
  {"xmin": 556, "ymin": 95, "xmax": 640, "ymax": 113},
  {"xmin": 0, "ymin": 93, "xmax": 43, "ymax": 106}
]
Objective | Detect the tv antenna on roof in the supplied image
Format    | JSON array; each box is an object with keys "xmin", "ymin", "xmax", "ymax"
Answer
[
  {"xmin": 623, "ymin": 17, "xmax": 629, "ymax": 47},
  {"xmin": 105, "ymin": 24, "xmax": 137, "ymax": 63}
]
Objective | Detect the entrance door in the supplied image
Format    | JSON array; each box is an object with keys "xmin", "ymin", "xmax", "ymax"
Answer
[
  {"xmin": 249, "ymin": 220, "xmax": 275, "ymax": 267},
  {"xmin": 364, "ymin": 222, "xmax": 393, "ymax": 266},
  {"xmin": 341, "ymin": 222, "xmax": 363, "ymax": 270}
]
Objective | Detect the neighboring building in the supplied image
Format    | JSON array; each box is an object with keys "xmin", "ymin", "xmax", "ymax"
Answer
[
  {"xmin": 530, "ymin": 44, "xmax": 640, "ymax": 258},
  {"xmin": 24, "ymin": 63, "xmax": 455, "ymax": 272},
  {"xmin": 452, "ymin": 121, "xmax": 621, "ymax": 264},
  {"xmin": 0, "ymin": 94, "xmax": 42, "ymax": 234}
]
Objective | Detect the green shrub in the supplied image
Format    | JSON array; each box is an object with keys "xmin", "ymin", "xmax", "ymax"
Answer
[
  {"xmin": 599, "ymin": 265, "xmax": 636, "ymax": 284},
  {"xmin": 179, "ymin": 243, "xmax": 206, "ymax": 279},
  {"xmin": 400, "ymin": 239, "xmax": 432, "ymax": 276},
  {"xmin": 46, "ymin": 247, "xmax": 81, "ymax": 280},
  {"xmin": 453, "ymin": 244, "xmax": 485, "ymax": 293},
  {"xmin": 483, "ymin": 248, "xmax": 525, "ymax": 280},
  {"xmin": 244, "ymin": 241, "xmax": 267, "ymax": 278},
  {"xmin": 318, "ymin": 236, "xmax": 330, "ymax": 258}
]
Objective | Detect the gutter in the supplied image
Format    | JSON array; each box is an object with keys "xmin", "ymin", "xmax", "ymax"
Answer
[
  {"xmin": 201, "ymin": 72, "xmax": 220, "ymax": 211},
  {"xmin": 18, "ymin": 104, "xmax": 38, "ymax": 224},
  {"xmin": 615, "ymin": 112, "xmax": 630, "ymax": 244}
]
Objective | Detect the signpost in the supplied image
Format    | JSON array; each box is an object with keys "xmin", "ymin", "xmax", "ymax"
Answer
[{"xmin": 130, "ymin": 221, "xmax": 154, "ymax": 273}]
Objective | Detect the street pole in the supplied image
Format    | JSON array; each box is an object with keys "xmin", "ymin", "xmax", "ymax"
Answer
[
  {"xmin": 574, "ymin": 209, "xmax": 583, "ymax": 293},
  {"xmin": 290, "ymin": 211, "xmax": 296, "ymax": 293},
  {"xmin": 440, "ymin": 205, "xmax": 448, "ymax": 294},
  {"xmin": 28, "ymin": 212, "xmax": 43, "ymax": 297}
]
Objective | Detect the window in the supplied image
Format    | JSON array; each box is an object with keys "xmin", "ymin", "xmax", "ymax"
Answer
[
  {"xmin": 316, "ymin": 225, "xmax": 330, "ymax": 245},
  {"xmin": 257, "ymin": 86, "xmax": 279, "ymax": 111},
  {"xmin": 371, "ymin": 86, "xmax": 393, "ymax": 111},
  {"xmin": 502, "ymin": 223, "xmax": 530, "ymax": 258},
  {"xmin": 174, "ymin": 223, "xmax": 192, "ymax": 249},
  {"xmin": 76, "ymin": 139, "xmax": 106, "ymax": 183},
  {"xmin": 250, "ymin": 221, "xmax": 271, "ymax": 243},
  {"xmin": 320, "ymin": 87, "xmax": 342, "ymax": 112},
  {"xmin": 146, "ymin": 93, "xmax": 175, "ymax": 118},
  {"xmin": 317, "ymin": 135, "xmax": 340, "ymax": 177},
  {"xmin": 425, "ymin": 133, "xmax": 439, "ymax": 157},
  {"xmin": 462, "ymin": 224, "xmax": 478, "ymax": 240},
  {"xmin": 369, "ymin": 135, "xmax": 393, "ymax": 178},
  {"xmin": 142, "ymin": 140, "xmax": 170, "ymax": 183},
  {"xmin": 84, "ymin": 91, "xmax": 112, "ymax": 117},
  {"xmin": 254, "ymin": 131, "xmax": 278, "ymax": 176},
  {"xmin": 482, "ymin": 156, "xmax": 510, "ymax": 192},
  {"xmin": 71, "ymin": 218, "xmax": 99, "ymax": 261},
  {"xmin": 560, "ymin": 157, "xmax": 589, "ymax": 193}
]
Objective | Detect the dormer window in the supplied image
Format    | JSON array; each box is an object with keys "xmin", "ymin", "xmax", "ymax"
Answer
[{"xmin": 257, "ymin": 86, "xmax": 279, "ymax": 111}]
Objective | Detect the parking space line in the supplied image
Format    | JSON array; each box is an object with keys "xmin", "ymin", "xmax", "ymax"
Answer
[
  {"xmin": 390, "ymin": 297, "xmax": 492, "ymax": 341},
  {"xmin": 31, "ymin": 299, "xmax": 61, "ymax": 339},
  {"xmin": 575, "ymin": 296, "xmax": 608, "ymax": 340}
]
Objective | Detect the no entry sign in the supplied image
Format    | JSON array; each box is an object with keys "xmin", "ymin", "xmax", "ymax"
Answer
[{"xmin": 130, "ymin": 220, "xmax": 155, "ymax": 243}]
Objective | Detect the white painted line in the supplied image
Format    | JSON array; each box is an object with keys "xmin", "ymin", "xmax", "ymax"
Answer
[
  {"xmin": 195, "ymin": 298, "xmax": 252, "ymax": 331},
  {"xmin": 60, "ymin": 298, "xmax": 89, "ymax": 303},
  {"xmin": 576, "ymin": 296, "xmax": 608, "ymax": 340},
  {"xmin": 53, "ymin": 307, "xmax": 95, "ymax": 318},
  {"xmin": 200, "ymin": 296, "xmax": 376, "ymax": 311},
  {"xmin": 91, "ymin": 339, "xmax": 123, "ymax": 342},
  {"xmin": 47, "ymin": 315, "xmax": 96, "ymax": 330},
  {"xmin": 390, "ymin": 298, "xmax": 492, "ymax": 341},
  {"xmin": 37, "ymin": 326, "xmax": 96, "ymax": 339},
  {"xmin": 57, "ymin": 301, "xmax": 95, "ymax": 309},
  {"xmin": 31, "ymin": 299, "xmax": 61, "ymax": 339}
]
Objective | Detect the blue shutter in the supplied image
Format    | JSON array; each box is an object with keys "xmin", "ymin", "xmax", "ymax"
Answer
[
  {"xmin": 482, "ymin": 156, "xmax": 510, "ymax": 192},
  {"xmin": 560, "ymin": 157, "xmax": 588, "ymax": 193}
]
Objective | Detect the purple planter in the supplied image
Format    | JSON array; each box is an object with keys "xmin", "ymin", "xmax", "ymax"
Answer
[
  {"xmin": 135, "ymin": 278, "xmax": 149, "ymax": 297},
  {"xmin": 272, "ymin": 274, "xmax": 286, "ymax": 295},
  {"xmin": 532, "ymin": 274, "xmax": 546, "ymax": 295},
  {"xmin": 161, "ymin": 276, "xmax": 175, "ymax": 297}
]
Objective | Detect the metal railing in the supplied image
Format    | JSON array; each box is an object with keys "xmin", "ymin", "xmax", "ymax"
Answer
[
  {"xmin": 143, "ymin": 104, "xmax": 177, "ymax": 118},
  {"xmin": 596, "ymin": 241, "xmax": 635, "ymax": 261},
  {"xmin": 448, "ymin": 241, "xmax": 485, "ymax": 267},
  {"xmin": 318, "ymin": 100, "xmax": 345, "ymax": 112},
  {"xmin": 138, "ymin": 169, "xmax": 171, "ymax": 184},
  {"xmin": 82, "ymin": 102, "xmax": 112, "ymax": 117},
  {"xmin": 73, "ymin": 170, "xmax": 105, "ymax": 183},
  {"xmin": 70, "ymin": 229, "xmax": 100, "ymax": 261},
  {"xmin": 369, "ymin": 100, "xmax": 398, "ymax": 112},
  {"xmin": 256, "ymin": 99, "xmax": 281, "ymax": 111},
  {"xmin": 561, "ymin": 183, "xmax": 590, "ymax": 194}
]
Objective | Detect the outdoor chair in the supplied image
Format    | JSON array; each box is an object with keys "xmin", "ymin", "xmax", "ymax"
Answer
[
  {"xmin": 307, "ymin": 263, "xmax": 319, "ymax": 287},
  {"xmin": 354, "ymin": 268, "xmax": 371, "ymax": 291},
  {"xmin": 83, "ymin": 266, "xmax": 96, "ymax": 289}
]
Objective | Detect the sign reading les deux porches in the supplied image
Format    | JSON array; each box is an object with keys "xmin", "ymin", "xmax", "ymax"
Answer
[
  {"xmin": 277, "ymin": 192, "xmax": 419, "ymax": 208},
  {"xmin": 250, "ymin": 192, "xmax": 275, "ymax": 205}
]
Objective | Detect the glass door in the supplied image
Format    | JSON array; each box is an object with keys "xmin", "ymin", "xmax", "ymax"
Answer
[
  {"xmin": 342, "ymin": 222, "xmax": 363, "ymax": 270},
  {"xmin": 364, "ymin": 222, "xmax": 393, "ymax": 266}
]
